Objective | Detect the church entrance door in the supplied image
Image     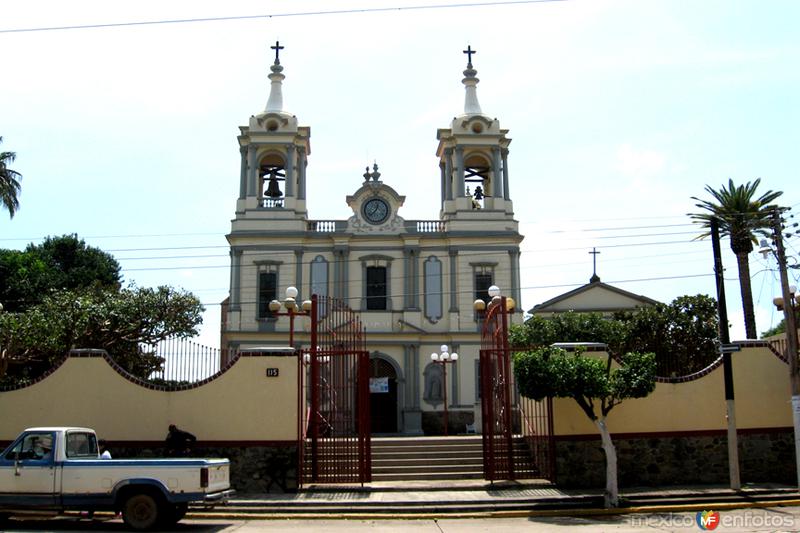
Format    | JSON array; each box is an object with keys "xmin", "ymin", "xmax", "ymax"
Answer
[{"xmin": 369, "ymin": 358, "xmax": 398, "ymax": 434}]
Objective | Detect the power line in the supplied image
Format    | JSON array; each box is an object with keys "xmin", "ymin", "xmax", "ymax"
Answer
[{"xmin": 0, "ymin": 0, "xmax": 567, "ymax": 34}]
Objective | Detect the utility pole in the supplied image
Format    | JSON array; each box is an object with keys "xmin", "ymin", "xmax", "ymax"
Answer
[
  {"xmin": 771, "ymin": 207, "xmax": 800, "ymax": 487},
  {"xmin": 710, "ymin": 217, "xmax": 740, "ymax": 490}
]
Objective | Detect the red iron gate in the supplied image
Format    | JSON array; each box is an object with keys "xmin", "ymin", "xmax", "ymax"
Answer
[
  {"xmin": 479, "ymin": 296, "xmax": 555, "ymax": 481},
  {"xmin": 480, "ymin": 296, "xmax": 515, "ymax": 481},
  {"xmin": 298, "ymin": 295, "xmax": 371, "ymax": 486}
]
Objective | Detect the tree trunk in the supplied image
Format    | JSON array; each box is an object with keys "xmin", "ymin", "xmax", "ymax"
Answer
[
  {"xmin": 735, "ymin": 251, "xmax": 757, "ymax": 339},
  {"xmin": 595, "ymin": 417, "xmax": 618, "ymax": 508}
]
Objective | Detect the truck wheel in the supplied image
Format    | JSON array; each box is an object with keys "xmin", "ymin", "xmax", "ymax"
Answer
[{"xmin": 122, "ymin": 493, "xmax": 162, "ymax": 530}]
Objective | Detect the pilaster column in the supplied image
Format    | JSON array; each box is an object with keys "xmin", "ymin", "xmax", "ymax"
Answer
[
  {"xmin": 444, "ymin": 148, "xmax": 454, "ymax": 201},
  {"xmin": 298, "ymin": 146, "xmax": 307, "ymax": 200},
  {"xmin": 285, "ymin": 144, "xmax": 295, "ymax": 197},
  {"xmin": 501, "ymin": 149, "xmax": 510, "ymax": 201},
  {"xmin": 404, "ymin": 246, "xmax": 420, "ymax": 310},
  {"xmin": 230, "ymin": 248, "xmax": 243, "ymax": 309},
  {"xmin": 509, "ymin": 249, "xmax": 520, "ymax": 312},
  {"xmin": 333, "ymin": 246, "xmax": 349, "ymax": 301},
  {"xmin": 448, "ymin": 249, "xmax": 458, "ymax": 312},
  {"xmin": 455, "ymin": 147, "xmax": 465, "ymax": 198},
  {"xmin": 239, "ymin": 146, "xmax": 247, "ymax": 199},
  {"xmin": 246, "ymin": 145, "xmax": 257, "ymax": 197},
  {"xmin": 295, "ymin": 250, "xmax": 303, "ymax": 299},
  {"xmin": 492, "ymin": 147, "xmax": 503, "ymax": 198},
  {"xmin": 451, "ymin": 344, "xmax": 460, "ymax": 406},
  {"xmin": 439, "ymin": 163, "xmax": 446, "ymax": 206}
]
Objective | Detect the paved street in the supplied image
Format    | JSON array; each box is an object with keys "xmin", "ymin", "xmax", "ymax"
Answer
[{"xmin": 4, "ymin": 506, "xmax": 800, "ymax": 532}]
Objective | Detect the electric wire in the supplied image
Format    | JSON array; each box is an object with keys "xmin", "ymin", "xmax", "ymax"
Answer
[{"xmin": 0, "ymin": 0, "xmax": 567, "ymax": 34}]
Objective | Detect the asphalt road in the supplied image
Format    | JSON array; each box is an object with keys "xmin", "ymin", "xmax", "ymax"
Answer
[{"xmin": 3, "ymin": 506, "xmax": 800, "ymax": 533}]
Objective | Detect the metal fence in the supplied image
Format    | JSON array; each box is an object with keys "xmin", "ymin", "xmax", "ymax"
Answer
[{"xmin": 146, "ymin": 338, "xmax": 237, "ymax": 383}]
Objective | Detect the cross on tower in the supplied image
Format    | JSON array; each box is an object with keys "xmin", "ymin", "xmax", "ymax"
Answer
[
  {"xmin": 463, "ymin": 45, "xmax": 476, "ymax": 68},
  {"xmin": 271, "ymin": 40, "xmax": 284, "ymax": 64},
  {"xmin": 589, "ymin": 247, "xmax": 601, "ymax": 282}
]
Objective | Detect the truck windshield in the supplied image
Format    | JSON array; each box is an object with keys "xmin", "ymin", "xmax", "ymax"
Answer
[{"xmin": 4, "ymin": 432, "xmax": 54, "ymax": 461}]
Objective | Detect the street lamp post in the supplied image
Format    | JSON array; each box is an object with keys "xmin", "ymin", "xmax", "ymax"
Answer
[
  {"xmin": 431, "ymin": 345, "xmax": 458, "ymax": 436},
  {"xmin": 268, "ymin": 286, "xmax": 313, "ymax": 346}
]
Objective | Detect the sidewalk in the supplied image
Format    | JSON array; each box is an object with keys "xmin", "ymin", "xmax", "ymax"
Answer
[{"xmin": 190, "ymin": 481, "xmax": 800, "ymax": 520}]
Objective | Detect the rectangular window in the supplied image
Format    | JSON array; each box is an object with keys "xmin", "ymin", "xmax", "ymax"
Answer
[
  {"xmin": 475, "ymin": 272, "xmax": 493, "ymax": 305},
  {"xmin": 258, "ymin": 271, "xmax": 277, "ymax": 318},
  {"xmin": 366, "ymin": 266, "xmax": 387, "ymax": 310}
]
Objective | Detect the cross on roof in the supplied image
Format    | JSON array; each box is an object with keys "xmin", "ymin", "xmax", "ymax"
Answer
[
  {"xmin": 463, "ymin": 45, "xmax": 476, "ymax": 68},
  {"xmin": 589, "ymin": 247, "xmax": 601, "ymax": 282},
  {"xmin": 271, "ymin": 40, "xmax": 284, "ymax": 64}
]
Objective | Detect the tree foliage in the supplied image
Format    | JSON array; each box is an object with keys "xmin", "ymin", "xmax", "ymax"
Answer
[
  {"xmin": 0, "ymin": 234, "xmax": 121, "ymax": 312},
  {"xmin": 689, "ymin": 178, "xmax": 783, "ymax": 339},
  {"xmin": 0, "ymin": 136, "xmax": 23, "ymax": 218},
  {"xmin": 614, "ymin": 294, "xmax": 719, "ymax": 377},
  {"xmin": 513, "ymin": 346, "xmax": 656, "ymax": 419},
  {"xmin": 510, "ymin": 294, "xmax": 719, "ymax": 378},
  {"xmin": 0, "ymin": 286, "xmax": 204, "ymax": 385}
]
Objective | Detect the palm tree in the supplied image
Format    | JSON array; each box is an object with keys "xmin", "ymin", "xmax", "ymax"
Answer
[
  {"xmin": 690, "ymin": 178, "xmax": 783, "ymax": 339},
  {"xmin": 0, "ymin": 136, "xmax": 23, "ymax": 218}
]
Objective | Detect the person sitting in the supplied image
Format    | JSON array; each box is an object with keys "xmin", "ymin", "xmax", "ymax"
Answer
[
  {"xmin": 165, "ymin": 424, "xmax": 197, "ymax": 457},
  {"xmin": 98, "ymin": 439, "xmax": 112, "ymax": 459}
]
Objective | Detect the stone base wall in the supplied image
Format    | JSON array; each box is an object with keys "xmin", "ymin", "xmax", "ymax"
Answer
[
  {"xmin": 421, "ymin": 410, "xmax": 474, "ymax": 435},
  {"xmin": 555, "ymin": 431, "xmax": 794, "ymax": 488},
  {"xmin": 111, "ymin": 444, "xmax": 297, "ymax": 494}
]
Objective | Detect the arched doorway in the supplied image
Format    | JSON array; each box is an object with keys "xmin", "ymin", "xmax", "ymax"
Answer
[{"xmin": 370, "ymin": 357, "xmax": 398, "ymax": 434}]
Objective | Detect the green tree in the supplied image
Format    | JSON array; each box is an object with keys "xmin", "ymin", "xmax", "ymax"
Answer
[
  {"xmin": 0, "ymin": 286, "xmax": 204, "ymax": 385},
  {"xmin": 690, "ymin": 178, "xmax": 783, "ymax": 339},
  {"xmin": 513, "ymin": 346, "xmax": 656, "ymax": 507},
  {"xmin": 0, "ymin": 234, "xmax": 121, "ymax": 312},
  {"xmin": 510, "ymin": 295, "xmax": 719, "ymax": 377},
  {"xmin": 509, "ymin": 311, "xmax": 625, "ymax": 353},
  {"xmin": 0, "ymin": 136, "xmax": 23, "ymax": 218},
  {"xmin": 613, "ymin": 294, "xmax": 719, "ymax": 377}
]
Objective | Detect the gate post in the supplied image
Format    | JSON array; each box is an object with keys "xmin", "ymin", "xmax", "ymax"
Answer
[{"xmin": 310, "ymin": 294, "xmax": 319, "ymax": 482}]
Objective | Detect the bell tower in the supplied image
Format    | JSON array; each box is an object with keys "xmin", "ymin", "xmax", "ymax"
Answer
[
  {"xmin": 436, "ymin": 46, "xmax": 515, "ymax": 231},
  {"xmin": 232, "ymin": 41, "xmax": 310, "ymax": 232}
]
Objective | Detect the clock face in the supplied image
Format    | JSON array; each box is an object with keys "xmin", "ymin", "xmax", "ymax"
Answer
[{"xmin": 363, "ymin": 198, "xmax": 390, "ymax": 224}]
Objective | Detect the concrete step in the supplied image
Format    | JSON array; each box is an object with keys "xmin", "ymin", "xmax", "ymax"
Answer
[
  {"xmin": 371, "ymin": 471, "xmax": 485, "ymax": 481},
  {"xmin": 372, "ymin": 456, "xmax": 482, "ymax": 467}
]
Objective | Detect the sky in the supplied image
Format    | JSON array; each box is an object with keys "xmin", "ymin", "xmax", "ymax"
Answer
[{"xmin": 1, "ymin": 0, "xmax": 799, "ymax": 347}]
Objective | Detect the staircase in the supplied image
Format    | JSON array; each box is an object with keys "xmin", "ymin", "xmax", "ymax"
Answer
[
  {"xmin": 371, "ymin": 435, "xmax": 483, "ymax": 481},
  {"xmin": 371, "ymin": 435, "xmax": 539, "ymax": 481}
]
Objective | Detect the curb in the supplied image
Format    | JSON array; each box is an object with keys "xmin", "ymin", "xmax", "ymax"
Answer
[{"xmin": 186, "ymin": 498, "xmax": 800, "ymax": 521}]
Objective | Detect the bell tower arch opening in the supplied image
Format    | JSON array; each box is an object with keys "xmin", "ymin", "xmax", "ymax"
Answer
[{"xmin": 259, "ymin": 153, "xmax": 286, "ymax": 207}]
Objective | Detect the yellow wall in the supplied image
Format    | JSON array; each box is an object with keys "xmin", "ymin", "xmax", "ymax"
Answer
[
  {"xmin": 553, "ymin": 346, "xmax": 791, "ymax": 435},
  {"xmin": 1, "ymin": 346, "xmax": 790, "ymax": 442},
  {"xmin": 0, "ymin": 355, "xmax": 298, "ymax": 442}
]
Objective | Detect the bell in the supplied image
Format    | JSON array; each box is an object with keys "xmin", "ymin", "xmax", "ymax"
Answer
[
  {"xmin": 474, "ymin": 185, "xmax": 485, "ymax": 200},
  {"xmin": 264, "ymin": 172, "xmax": 283, "ymax": 198}
]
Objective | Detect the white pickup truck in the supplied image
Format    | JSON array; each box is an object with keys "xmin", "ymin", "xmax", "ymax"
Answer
[{"xmin": 0, "ymin": 427, "xmax": 234, "ymax": 530}]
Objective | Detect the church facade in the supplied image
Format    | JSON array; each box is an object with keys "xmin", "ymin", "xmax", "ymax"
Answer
[{"xmin": 222, "ymin": 45, "xmax": 523, "ymax": 435}]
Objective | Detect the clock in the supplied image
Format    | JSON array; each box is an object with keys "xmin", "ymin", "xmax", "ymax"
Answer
[{"xmin": 363, "ymin": 198, "xmax": 390, "ymax": 224}]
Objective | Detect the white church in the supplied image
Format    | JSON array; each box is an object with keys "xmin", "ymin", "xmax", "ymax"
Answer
[{"xmin": 221, "ymin": 44, "xmax": 523, "ymax": 435}]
